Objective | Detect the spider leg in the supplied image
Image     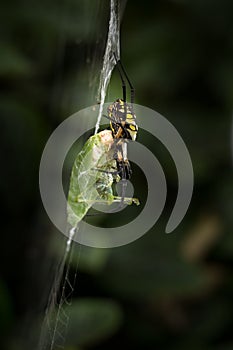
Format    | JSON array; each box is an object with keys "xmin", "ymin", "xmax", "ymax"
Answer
[
  {"xmin": 104, "ymin": 144, "xmax": 133, "ymax": 213},
  {"xmin": 113, "ymin": 53, "xmax": 126, "ymax": 102},
  {"xmin": 92, "ymin": 167, "xmax": 120, "ymax": 176},
  {"xmin": 102, "ymin": 114, "xmax": 113, "ymax": 122},
  {"xmin": 102, "ymin": 115, "xmax": 127, "ymax": 138},
  {"xmin": 113, "ymin": 52, "xmax": 135, "ymax": 104}
]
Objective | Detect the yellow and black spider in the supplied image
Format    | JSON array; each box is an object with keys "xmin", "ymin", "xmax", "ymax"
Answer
[{"xmin": 104, "ymin": 53, "xmax": 138, "ymax": 181}]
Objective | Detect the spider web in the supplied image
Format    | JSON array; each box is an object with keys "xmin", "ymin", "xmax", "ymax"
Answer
[
  {"xmin": 38, "ymin": 229, "xmax": 80, "ymax": 350},
  {"xmin": 38, "ymin": 1, "xmax": 127, "ymax": 349},
  {"xmin": 94, "ymin": 0, "xmax": 121, "ymax": 134}
]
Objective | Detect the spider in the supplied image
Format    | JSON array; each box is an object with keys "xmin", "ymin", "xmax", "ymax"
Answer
[
  {"xmin": 67, "ymin": 54, "xmax": 139, "ymax": 229},
  {"xmin": 104, "ymin": 53, "xmax": 138, "ymax": 181},
  {"xmin": 97, "ymin": 53, "xmax": 139, "ymax": 212}
]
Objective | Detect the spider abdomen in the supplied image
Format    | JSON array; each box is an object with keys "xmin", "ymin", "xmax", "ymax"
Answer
[{"xmin": 108, "ymin": 99, "xmax": 138, "ymax": 141}]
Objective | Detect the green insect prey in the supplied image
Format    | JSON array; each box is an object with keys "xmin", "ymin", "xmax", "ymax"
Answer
[{"xmin": 67, "ymin": 129, "xmax": 139, "ymax": 229}]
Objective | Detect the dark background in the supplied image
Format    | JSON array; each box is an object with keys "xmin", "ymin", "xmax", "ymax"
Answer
[{"xmin": 1, "ymin": 0, "xmax": 233, "ymax": 349}]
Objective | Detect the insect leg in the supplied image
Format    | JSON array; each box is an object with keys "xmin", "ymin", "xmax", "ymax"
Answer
[
  {"xmin": 92, "ymin": 168, "xmax": 119, "ymax": 176},
  {"xmin": 78, "ymin": 197, "xmax": 139, "ymax": 206}
]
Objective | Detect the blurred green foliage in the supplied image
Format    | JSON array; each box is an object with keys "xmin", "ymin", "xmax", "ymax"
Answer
[
  {"xmin": 1, "ymin": 0, "xmax": 233, "ymax": 349},
  {"xmin": 64, "ymin": 298, "xmax": 123, "ymax": 347}
]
